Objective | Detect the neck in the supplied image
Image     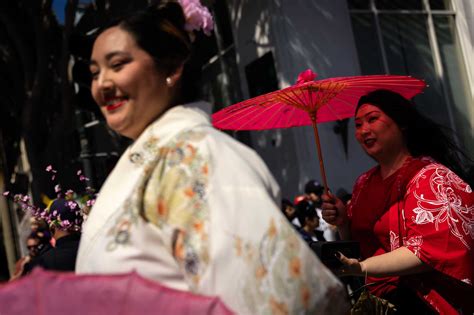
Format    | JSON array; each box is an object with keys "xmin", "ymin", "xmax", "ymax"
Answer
[{"xmin": 378, "ymin": 149, "xmax": 411, "ymax": 179}]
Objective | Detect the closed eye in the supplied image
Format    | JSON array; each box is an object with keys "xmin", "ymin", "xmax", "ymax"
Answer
[
  {"xmin": 90, "ymin": 71, "xmax": 99, "ymax": 80},
  {"xmin": 89, "ymin": 66, "xmax": 99, "ymax": 80},
  {"xmin": 110, "ymin": 57, "xmax": 131, "ymax": 71},
  {"xmin": 368, "ymin": 116, "xmax": 378, "ymax": 123},
  {"xmin": 111, "ymin": 61, "xmax": 125, "ymax": 70}
]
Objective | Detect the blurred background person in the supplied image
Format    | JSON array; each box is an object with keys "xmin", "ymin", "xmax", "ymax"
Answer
[
  {"xmin": 24, "ymin": 199, "xmax": 83, "ymax": 273},
  {"xmin": 305, "ymin": 180, "xmax": 337, "ymax": 241},
  {"xmin": 10, "ymin": 231, "xmax": 49, "ymax": 280},
  {"xmin": 281, "ymin": 198, "xmax": 299, "ymax": 228},
  {"xmin": 296, "ymin": 200, "xmax": 325, "ymax": 243}
]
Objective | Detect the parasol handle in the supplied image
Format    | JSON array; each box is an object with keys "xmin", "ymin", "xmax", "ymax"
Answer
[{"xmin": 310, "ymin": 115, "xmax": 329, "ymax": 194}]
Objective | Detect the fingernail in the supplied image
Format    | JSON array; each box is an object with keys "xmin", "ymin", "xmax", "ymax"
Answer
[{"xmin": 334, "ymin": 252, "xmax": 341, "ymax": 259}]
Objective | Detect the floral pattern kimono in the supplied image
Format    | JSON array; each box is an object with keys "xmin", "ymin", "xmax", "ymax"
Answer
[
  {"xmin": 76, "ymin": 102, "xmax": 348, "ymax": 315},
  {"xmin": 349, "ymin": 157, "xmax": 474, "ymax": 314}
]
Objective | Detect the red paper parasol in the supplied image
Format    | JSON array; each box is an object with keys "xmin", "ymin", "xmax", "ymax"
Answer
[
  {"xmin": 0, "ymin": 268, "xmax": 234, "ymax": 314},
  {"xmin": 212, "ymin": 70, "xmax": 426, "ymax": 191}
]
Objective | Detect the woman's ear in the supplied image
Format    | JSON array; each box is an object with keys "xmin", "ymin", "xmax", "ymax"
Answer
[{"xmin": 166, "ymin": 64, "xmax": 184, "ymax": 87}]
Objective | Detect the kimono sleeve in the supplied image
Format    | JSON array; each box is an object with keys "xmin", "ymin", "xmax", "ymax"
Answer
[
  {"xmin": 142, "ymin": 130, "xmax": 212, "ymax": 291},
  {"xmin": 142, "ymin": 130, "xmax": 349, "ymax": 314},
  {"xmin": 401, "ymin": 164, "xmax": 474, "ymax": 282}
]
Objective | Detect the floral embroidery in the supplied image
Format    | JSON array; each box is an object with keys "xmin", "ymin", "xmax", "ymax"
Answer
[
  {"xmin": 461, "ymin": 278, "xmax": 472, "ymax": 285},
  {"xmin": 128, "ymin": 135, "xmax": 160, "ymax": 166},
  {"xmin": 105, "ymin": 129, "xmax": 211, "ymax": 290},
  {"xmin": 390, "ymin": 230, "xmax": 423, "ymax": 257},
  {"xmin": 143, "ymin": 130, "xmax": 211, "ymax": 290},
  {"xmin": 106, "ymin": 198, "xmax": 139, "ymax": 251},
  {"xmin": 233, "ymin": 218, "xmax": 335, "ymax": 314},
  {"xmin": 410, "ymin": 164, "xmax": 474, "ymax": 249}
]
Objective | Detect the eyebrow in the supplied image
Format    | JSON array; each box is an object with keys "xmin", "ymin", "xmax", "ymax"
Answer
[
  {"xmin": 89, "ymin": 51, "xmax": 130, "ymax": 66},
  {"xmin": 355, "ymin": 110, "xmax": 380, "ymax": 120}
]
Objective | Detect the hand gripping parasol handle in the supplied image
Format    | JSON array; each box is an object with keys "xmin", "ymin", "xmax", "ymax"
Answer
[{"xmin": 310, "ymin": 115, "xmax": 329, "ymax": 194}]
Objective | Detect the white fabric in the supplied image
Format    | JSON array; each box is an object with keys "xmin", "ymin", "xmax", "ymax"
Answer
[
  {"xmin": 316, "ymin": 208, "xmax": 338, "ymax": 241},
  {"xmin": 76, "ymin": 101, "xmax": 348, "ymax": 314}
]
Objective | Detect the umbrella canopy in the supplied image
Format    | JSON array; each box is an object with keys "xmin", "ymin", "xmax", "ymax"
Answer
[
  {"xmin": 212, "ymin": 69, "xmax": 427, "ymax": 190},
  {"xmin": 0, "ymin": 268, "xmax": 234, "ymax": 315},
  {"xmin": 212, "ymin": 70, "xmax": 426, "ymax": 130}
]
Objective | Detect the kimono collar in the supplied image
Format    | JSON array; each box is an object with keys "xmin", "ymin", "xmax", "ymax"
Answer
[{"xmin": 129, "ymin": 101, "xmax": 213, "ymax": 153}]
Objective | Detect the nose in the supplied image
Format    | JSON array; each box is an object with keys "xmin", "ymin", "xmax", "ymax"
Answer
[
  {"xmin": 95, "ymin": 70, "xmax": 114, "ymax": 92},
  {"xmin": 361, "ymin": 126, "xmax": 369, "ymax": 135}
]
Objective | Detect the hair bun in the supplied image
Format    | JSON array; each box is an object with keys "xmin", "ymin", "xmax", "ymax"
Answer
[{"xmin": 149, "ymin": 1, "xmax": 186, "ymax": 30}]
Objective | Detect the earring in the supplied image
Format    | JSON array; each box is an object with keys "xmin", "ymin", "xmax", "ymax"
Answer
[{"xmin": 166, "ymin": 77, "xmax": 172, "ymax": 86}]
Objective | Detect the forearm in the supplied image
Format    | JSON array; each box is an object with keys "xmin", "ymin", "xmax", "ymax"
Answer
[{"xmin": 360, "ymin": 247, "xmax": 430, "ymax": 277}]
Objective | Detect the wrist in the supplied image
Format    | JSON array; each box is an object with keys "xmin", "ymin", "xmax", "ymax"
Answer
[{"xmin": 359, "ymin": 260, "xmax": 368, "ymax": 276}]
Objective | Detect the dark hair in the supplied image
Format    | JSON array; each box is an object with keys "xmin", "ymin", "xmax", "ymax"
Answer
[
  {"xmin": 356, "ymin": 89, "xmax": 473, "ymax": 186},
  {"xmin": 102, "ymin": 1, "xmax": 201, "ymax": 104},
  {"xmin": 296, "ymin": 200, "xmax": 318, "ymax": 227},
  {"xmin": 304, "ymin": 180, "xmax": 323, "ymax": 196},
  {"xmin": 281, "ymin": 198, "xmax": 294, "ymax": 212}
]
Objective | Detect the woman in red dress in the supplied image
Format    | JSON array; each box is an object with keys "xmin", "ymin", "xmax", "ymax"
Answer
[{"xmin": 322, "ymin": 89, "xmax": 473, "ymax": 314}]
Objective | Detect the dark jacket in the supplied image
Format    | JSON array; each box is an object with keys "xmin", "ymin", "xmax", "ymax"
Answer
[
  {"xmin": 24, "ymin": 233, "xmax": 81, "ymax": 273},
  {"xmin": 298, "ymin": 228, "xmax": 326, "ymax": 243}
]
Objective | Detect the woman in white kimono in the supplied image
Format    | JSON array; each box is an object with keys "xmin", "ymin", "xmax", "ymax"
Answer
[{"xmin": 76, "ymin": 1, "xmax": 348, "ymax": 313}]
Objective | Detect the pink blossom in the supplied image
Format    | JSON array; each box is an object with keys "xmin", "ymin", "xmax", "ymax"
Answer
[
  {"xmin": 46, "ymin": 165, "xmax": 53, "ymax": 172},
  {"xmin": 68, "ymin": 201, "xmax": 77, "ymax": 210},
  {"xmin": 77, "ymin": 170, "xmax": 82, "ymax": 176},
  {"xmin": 54, "ymin": 184, "xmax": 61, "ymax": 193},
  {"xmin": 3, "ymin": 191, "xmax": 9, "ymax": 196},
  {"xmin": 296, "ymin": 69, "xmax": 317, "ymax": 84},
  {"xmin": 86, "ymin": 199, "xmax": 96, "ymax": 207},
  {"xmin": 79, "ymin": 175, "xmax": 89, "ymax": 182},
  {"xmin": 179, "ymin": 0, "xmax": 214, "ymax": 36}
]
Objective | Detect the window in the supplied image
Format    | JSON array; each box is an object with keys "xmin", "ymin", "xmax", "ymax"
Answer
[
  {"xmin": 348, "ymin": 0, "xmax": 472, "ymax": 153},
  {"xmin": 197, "ymin": 0, "xmax": 252, "ymax": 145},
  {"xmin": 198, "ymin": 0, "xmax": 243, "ymax": 112}
]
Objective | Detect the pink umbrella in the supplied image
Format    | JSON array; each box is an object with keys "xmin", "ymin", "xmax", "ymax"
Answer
[
  {"xmin": 0, "ymin": 268, "xmax": 234, "ymax": 314},
  {"xmin": 212, "ymin": 69, "xmax": 426, "ymax": 191}
]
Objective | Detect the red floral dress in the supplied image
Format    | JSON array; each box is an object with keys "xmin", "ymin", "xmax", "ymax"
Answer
[{"xmin": 348, "ymin": 157, "xmax": 474, "ymax": 314}]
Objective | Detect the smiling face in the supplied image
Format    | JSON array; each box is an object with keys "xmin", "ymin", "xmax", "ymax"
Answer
[
  {"xmin": 90, "ymin": 26, "xmax": 173, "ymax": 139},
  {"xmin": 355, "ymin": 103, "xmax": 406, "ymax": 162}
]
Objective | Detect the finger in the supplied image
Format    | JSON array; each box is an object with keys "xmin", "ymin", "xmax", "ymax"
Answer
[
  {"xmin": 335, "ymin": 251, "xmax": 350, "ymax": 264},
  {"xmin": 321, "ymin": 214, "xmax": 335, "ymax": 223},
  {"xmin": 321, "ymin": 201, "xmax": 336, "ymax": 208},
  {"xmin": 321, "ymin": 209, "xmax": 337, "ymax": 218},
  {"xmin": 321, "ymin": 193, "xmax": 334, "ymax": 203}
]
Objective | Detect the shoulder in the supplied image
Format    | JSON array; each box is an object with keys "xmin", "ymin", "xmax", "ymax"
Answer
[{"xmin": 407, "ymin": 161, "xmax": 472, "ymax": 196}]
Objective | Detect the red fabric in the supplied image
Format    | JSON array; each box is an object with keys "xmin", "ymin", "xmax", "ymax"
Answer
[
  {"xmin": 348, "ymin": 157, "xmax": 474, "ymax": 314},
  {"xmin": 349, "ymin": 157, "xmax": 430, "ymax": 258},
  {"xmin": 212, "ymin": 74, "xmax": 426, "ymax": 130}
]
